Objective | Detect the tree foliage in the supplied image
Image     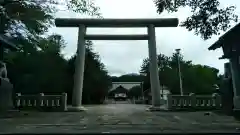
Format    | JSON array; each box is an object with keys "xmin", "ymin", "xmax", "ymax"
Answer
[
  {"xmin": 0, "ymin": 0, "xmax": 100, "ymax": 53},
  {"xmin": 5, "ymin": 34, "xmax": 111, "ymax": 104},
  {"xmin": 128, "ymin": 85, "xmax": 142, "ymax": 98},
  {"xmin": 140, "ymin": 52, "xmax": 221, "ymax": 95},
  {"xmin": 67, "ymin": 41, "xmax": 111, "ymax": 104},
  {"xmin": 6, "ymin": 34, "xmax": 68, "ymax": 95},
  {"xmin": 0, "ymin": 0, "xmax": 109, "ymax": 105},
  {"xmin": 154, "ymin": 0, "xmax": 238, "ymax": 40}
]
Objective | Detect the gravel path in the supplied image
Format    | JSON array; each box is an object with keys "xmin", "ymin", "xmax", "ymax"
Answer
[{"xmin": 1, "ymin": 104, "xmax": 240, "ymax": 133}]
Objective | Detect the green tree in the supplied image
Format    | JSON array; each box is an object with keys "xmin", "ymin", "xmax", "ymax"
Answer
[
  {"xmin": 6, "ymin": 36, "xmax": 111, "ymax": 104},
  {"xmin": 0, "ymin": 0, "xmax": 100, "ymax": 53},
  {"xmin": 1, "ymin": 0, "xmax": 110, "ymax": 105},
  {"xmin": 67, "ymin": 41, "xmax": 111, "ymax": 104},
  {"xmin": 140, "ymin": 54, "xmax": 172, "ymax": 91},
  {"xmin": 128, "ymin": 85, "xmax": 143, "ymax": 98},
  {"xmin": 183, "ymin": 64, "xmax": 220, "ymax": 94},
  {"xmin": 6, "ymin": 34, "xmax": 69, "ymax": 95},
  {"xmin": 140, "ymin": 52, "xmax": 220, "ymax": 95},
  {"xmin": 154, "ymin": 0, "xmax": 238, "ymax": 40}
]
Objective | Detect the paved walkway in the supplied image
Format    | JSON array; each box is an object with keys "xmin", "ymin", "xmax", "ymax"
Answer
[{"xmin": 1, "ymin": 104, "xmax": 240, "ymax": 133}]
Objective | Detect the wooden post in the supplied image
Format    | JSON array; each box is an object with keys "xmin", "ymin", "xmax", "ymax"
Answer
[
  {"xmin": 16, "ymin": 93, "xmax": 21, "ymax": 108},
  {"xmin": 212, "ymin": 93, "xmax": 221, "ymax": 109},
  {"xmin": 0, "ymin": 46, "xmax": 4, "ymax": 61},
  {"xmin": 166, "ymin": 94, "xmax": 172, "ymax": 110},
  {"xmin": 189, "ymin": 93, "xmax": 196, "ymax": 109},
  {"xmin": 61, "ymin": 93, "xmax": 67, "ymax": 111},
  {"xmin": 38, "ymin": 93, "xmax": 44, "ymax": 110},
  {"xmin": 230, "ymin": 56, "xmax": 240, "ymax": 111}
]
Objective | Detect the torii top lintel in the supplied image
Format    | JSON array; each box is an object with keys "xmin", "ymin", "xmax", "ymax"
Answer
[{"xmin": 55, "ymin": 18, "xmax": 179, "ymax": 27}]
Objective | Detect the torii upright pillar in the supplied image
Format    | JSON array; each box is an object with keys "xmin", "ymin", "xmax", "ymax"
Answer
[
  {"xmin": 71, "ymin": 25, "xmax": 86, "ymax": 111},
  {"xmin": 147, "ymin": 24, "xmax": 161, "ymax": 108},
  {"xmin": 55, "ymin": 18, "xmax": 179, "ymax": 111}
]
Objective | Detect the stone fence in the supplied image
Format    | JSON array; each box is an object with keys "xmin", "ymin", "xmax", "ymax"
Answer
[
  {"xmin": 166, "ymin": 93, "xmax": 221, "ymax": 110},
  {"xmin": 15, "ymin": 93, "xmax": 67, "ymax": 112}
]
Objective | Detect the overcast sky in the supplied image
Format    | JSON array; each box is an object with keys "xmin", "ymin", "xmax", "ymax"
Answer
[{"xmin": 50, "ymin": 0, "xmax": 240, "ymax": 76}]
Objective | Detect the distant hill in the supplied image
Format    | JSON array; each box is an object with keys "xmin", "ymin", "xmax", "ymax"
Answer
[
  {"xmin": 110, "ymin": 73, "xmax": 145, "ymax": 82},
  {"xmin": 124, "ymin": 73, "xmax": 140, "ymax": 76}
]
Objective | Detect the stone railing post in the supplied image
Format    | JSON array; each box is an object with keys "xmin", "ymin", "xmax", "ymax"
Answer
[
  {"xmin": 15, "ymin": 93, "xmax": 21, "ymax": 108},
  {"xmin": 61, "ymin": 93, "xmax": 67, "ymax": 111},
  {"xmin": 166, "ymin": 94, "xmax": 172, "ymax": 110},
  {"xmin": 212, "ymin": 93, "xmax": 221, "ymax": 109},
  {"xmin": 189, "ymin": 93, "xmax": 196, "ymax": 109},
  {"xmin": 38, "ymin": 93, "xmax": 44, "ymax": 110}
]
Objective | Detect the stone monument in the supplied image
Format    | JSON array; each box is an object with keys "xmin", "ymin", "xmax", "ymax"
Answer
[
  {"xmin": 0, "ymin": 61, "xmax": 14, "ymax": 112},
  {"xmin": 0, "ymin": 35, "xmax": 18, "ymax": 113}
]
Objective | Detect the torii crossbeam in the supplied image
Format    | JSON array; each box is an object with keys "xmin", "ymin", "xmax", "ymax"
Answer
[{"xmin": 55, "ymin": 18, "xmax": 179, "ymax": 111}]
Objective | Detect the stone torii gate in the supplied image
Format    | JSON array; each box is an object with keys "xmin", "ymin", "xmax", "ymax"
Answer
[{"xmin": 55, "ymin": 18, "xmax": 179, "ymax": 111}]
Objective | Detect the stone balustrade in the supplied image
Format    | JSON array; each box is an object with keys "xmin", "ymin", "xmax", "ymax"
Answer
[
  {"xmin": 167, "ymin": 93, "xmax": 221, "ymax": 110},
  {"xmin": 15, "ymin": 93, "xmax": 67, "ymax": 111}
]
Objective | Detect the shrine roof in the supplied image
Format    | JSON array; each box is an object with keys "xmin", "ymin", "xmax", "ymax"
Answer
[{"xmin": 208, "ymin": 23, "xmax": 240, "ymax": 50}]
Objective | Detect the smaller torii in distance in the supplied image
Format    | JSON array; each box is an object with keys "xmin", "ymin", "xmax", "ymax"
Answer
[{"xmin": 55, "ymin": 18, "xmax": 179, "ymax": 111}]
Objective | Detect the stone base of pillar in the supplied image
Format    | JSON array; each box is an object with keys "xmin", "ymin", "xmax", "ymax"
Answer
[
  {"xmin": 233, "ymin": 96, "xmax": 240, "ymax": 121},
  {"xmin": 233, "ymin": 96, "xmax": 240, "ymax": 110},
  {"xmin": 146, "ymin": 106, "xmax": 162, "ymax": 111},
  {"xmin": 67, "ymin": 106, "xmax": 87, "ymax": 112}
]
